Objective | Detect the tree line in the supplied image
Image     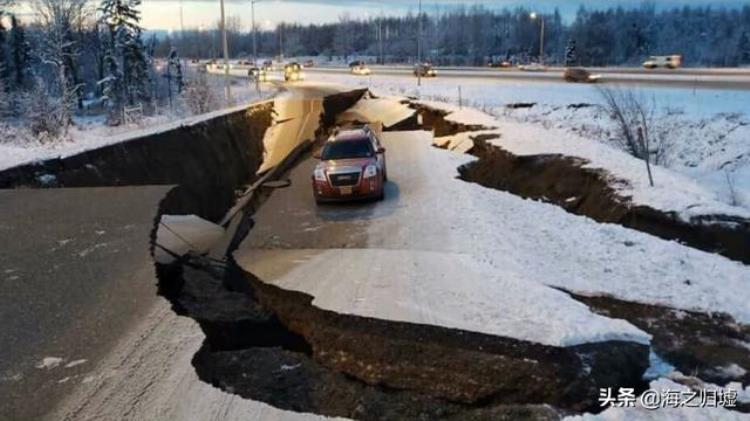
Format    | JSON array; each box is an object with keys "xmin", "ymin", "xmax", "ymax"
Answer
[
  {"xmin": 0, "ymin": 0, "xmax": 184, "ymax": 135},
  {"xmin": 2, "ymin": 1, "xmax": 749, "ymax": 138},
  {"xmin": 159, "ymin": 3, "xmax": 750, "ymax": 67}
]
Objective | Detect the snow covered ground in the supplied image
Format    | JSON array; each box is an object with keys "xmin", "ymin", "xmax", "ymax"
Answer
[
  {"xmin": 419, "ymin": 99, "xmax": 750, "ymax": 222},
  {"xmin": 0, "ymin": 75, "xmax": 278, "ymax": 172}
]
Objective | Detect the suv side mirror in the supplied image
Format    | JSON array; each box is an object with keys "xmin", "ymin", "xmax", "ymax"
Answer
[{"xmin": 377, "ymin": 147, "xmax": 386, "ymax": 154}]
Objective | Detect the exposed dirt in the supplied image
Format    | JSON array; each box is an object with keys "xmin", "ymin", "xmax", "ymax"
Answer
[
  {"xmin": 0, "ymin": 102, "xmax": 274, "ymax": 222},
  {"xmin": 459, "ymin": 138, "xmax": 750, "ymax": 264},
  {"xmin": 568, "ymin": 292, "xmax": 750, "ymax": 389},
  {"xmin": 155, "ymin": 254, "xmax": 648, "ymax": 420}
]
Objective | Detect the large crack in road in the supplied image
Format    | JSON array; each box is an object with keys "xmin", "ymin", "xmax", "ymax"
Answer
[{"xmin": 148, "ymin": 91, "xmax": 668, "ymax": 420}]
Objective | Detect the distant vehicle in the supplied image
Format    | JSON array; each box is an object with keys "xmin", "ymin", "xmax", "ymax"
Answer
[
  {"xmin": 563, "ymin": 67, "xmax": 601, "ymax": 83},
  {"xmin": 518, "ymin": 63, "xmax": 547, "ymax": 72},
  {"xmin": 197, "ymin": 63, "xmax": 208, "ymax": 73},
  {"xmin": 304, "ymin": 59, "xmax": 315, "ymax": 67},
  {"xmin": 249, "ymin": 67, "xmax": 268, "ymax": 82},
  {"xmin": 414, "ymin": 63, "xmax": 437, "ymax": 77},
  {"xmin": 312, "ymin": 126, "xmax": 387, "ymax": 203},
  {"xmin": 262, "ymin": 60, "xmax": 274, "ymax": 70},
  {"xmin": 487, "ymin": 60, "xmax": 512, "ymax": 68},
  {"xmin": 284, "ymin": 62, "xmax": 305, "ymax": 82},
  {"xmin": 349, "ymin": 60, "xmax": 372, "ymax": 76},
  {"xmin": 643, "ymin": 55, "xmax": 682, "ymax": 69}
]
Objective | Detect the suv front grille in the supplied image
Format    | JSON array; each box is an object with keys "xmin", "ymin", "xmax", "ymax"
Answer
[{"xmin": 329, "ymin": 172, "xmax": 360, "ymax": 187}]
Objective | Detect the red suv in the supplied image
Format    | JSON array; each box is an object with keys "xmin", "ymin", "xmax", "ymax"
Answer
[{"xmin": 312, "ymin": 127, "xmax": 387, "ymax": 203}]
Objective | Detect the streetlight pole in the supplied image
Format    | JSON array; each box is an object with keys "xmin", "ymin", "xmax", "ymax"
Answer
[
  {"xmin": 531, "ymin": 12, "xmax": 545, "ymax": 65},
  {"xmin": 220, "ymin": 0, "xmax": 231, "ymax": 102}
]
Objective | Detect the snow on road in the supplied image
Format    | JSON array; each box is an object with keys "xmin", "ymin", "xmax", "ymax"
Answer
[
  {"xmin": 49, "ymin": 300, "xmax": 341, "ymax": 421},
  {"xmin": 239, "ymin": 126, "xmax": 750, "ymax": 347},
  {"xmin": 243, "ymin": 248, "xmax": 649, "ymax": 347},
  {"xmin": 363, "ymin": 129, "xmax": 750, "ymax": 326}
]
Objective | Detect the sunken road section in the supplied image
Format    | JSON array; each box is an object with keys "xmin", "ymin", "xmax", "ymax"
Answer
[
  {"xmin": 151, "ymin": 92, "xmax": 651, "ymax": 420},
  {"xmin": 409, "ymin": 102, "xmax": 750, "ymax": 265}
]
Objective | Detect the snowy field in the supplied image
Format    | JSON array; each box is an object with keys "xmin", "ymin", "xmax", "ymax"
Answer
[{"xmin": 305, "ymin": 72, "xmax": 750, "ymax": 217}]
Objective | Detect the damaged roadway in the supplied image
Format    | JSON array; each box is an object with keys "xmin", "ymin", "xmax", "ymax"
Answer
[
  {"xmin": 6, "ymin": 86, "xmax": 748, "ymax": 420},
  {"xmin": 218, "ymin": 118, "xmax": 653, "ymax": 417}
]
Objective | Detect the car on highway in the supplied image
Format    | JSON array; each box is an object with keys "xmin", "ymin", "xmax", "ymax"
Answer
[
  {"xmin": 304, "ymin": 59, "xmax": 315, "ymax": 67},
  {"xmin": 284, "ymin": 62, "xmax": 305, "ymax": 82},
  {"xmin": 487, "ymin": 60, "xmax": 512, "ymax": 68},
  {"xmin": 518, "ymin": 63, "xmax": 547, "ymax": 72},
  {"xmin": 414, "ymin": 63, "xmax": 437, "ymax": 77},
  {"xmin": 563, "ymin": 67, "xmax": 602, "ymax": 83},
  {"xmin": 248, "ymin": 67, "xmax": 268, "ymax": 82},
  {"xmin": 312, "ymin": 126, "xmax": 387, "ymax": 203},
  {"xmin": 643, "ymin": 55, "xmax": 682, "ymax": 69},
  {"xmin": 349, "ymin": 60, "xmax": 372, "ymax": 75}
]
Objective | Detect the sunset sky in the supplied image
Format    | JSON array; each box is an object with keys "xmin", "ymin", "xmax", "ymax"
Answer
[{"xmin": 11, "ymin": 0, "xmax": 750, "ymax": 31}]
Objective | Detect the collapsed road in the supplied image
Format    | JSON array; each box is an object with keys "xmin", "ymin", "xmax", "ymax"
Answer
[{"xmin": 2, "ymin": 84, "xmax": 748, "ymax": 421}]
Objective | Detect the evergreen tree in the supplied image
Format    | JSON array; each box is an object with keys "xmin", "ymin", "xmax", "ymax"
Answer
[
  {"xmin": 738, "ymin": 31, "xmax": 750, "ymax": 65},
  {"xmin": 0, "ymin": 63, "xmax": 8, "ymax": 118},
  {"xmin": 9, "ymin": 15, "xmax": 29, "ymax": 89},
  {"xmin": 99, "ymin": 29, "xmax": 124, "ymax": 125},
  {"xmin": 564, "ymin": 38, "xmax": 577, "ymax": 66},
  {"xmin": 100, "ymin": 0, "xmax": 150, "ymax": 122},
  {"xmin": 123, "ymin": 30, "xmax": 150, "ymax": 104},
  {"xmin": 168, "ymin": 47, "xmax": 183, "ymax": 94},
  {"xmin": 0, "ymin": 20, "xmax": 8, "ymax": 85}
]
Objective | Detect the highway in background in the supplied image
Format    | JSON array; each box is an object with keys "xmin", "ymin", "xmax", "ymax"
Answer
[{"xmin": 305, "ymin": 64, "xmax": 750, "ymax": 90}]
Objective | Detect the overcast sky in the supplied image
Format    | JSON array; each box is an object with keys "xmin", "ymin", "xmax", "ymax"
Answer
[{"xmin": 13, "ymin": 0, "xmax": 750, "ymax": 31}]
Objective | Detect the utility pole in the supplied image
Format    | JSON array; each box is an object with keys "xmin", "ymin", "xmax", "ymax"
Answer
[
  {"xmin": 278, "ymin": 24, "xmax": 284, "ymax": 61},
  {"xmin": 417, "ymin": 0, "xmax": 422, "ymax": 87},
  {"xmin": 378, "ymin": 17, "xmax": 384, "ymax": 65},
  {"xmin": 220, "ymin": 0, "xmax": 231, "ymax": 102},
  {"xmin": 531, "ymin": 12, "xmax": 545, "ymax": 65},
  {"xmin": 251, "ymin": 0, "xmax": 260, "ymax": 64}
]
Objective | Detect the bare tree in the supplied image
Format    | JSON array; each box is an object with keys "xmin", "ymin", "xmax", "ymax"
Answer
[
  {"xmin": 182, "ymin": 72, "xmax": 218, "ymax": 115},
  {"xmin": 597, "ymin": 86, "xmax": 663, "ymax": 187},
  {"xmin": 33, "ymin": 0, "xmax": 85, "ymax": 137}
]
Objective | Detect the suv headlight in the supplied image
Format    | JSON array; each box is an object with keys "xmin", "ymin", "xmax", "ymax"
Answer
[
  {"xmin": 314, "ymin": 167, "xmax": 327, "ymax": 182},
  {"xmin": 363, "ymin": 165, "xmax": 378, "ymax": 178}
]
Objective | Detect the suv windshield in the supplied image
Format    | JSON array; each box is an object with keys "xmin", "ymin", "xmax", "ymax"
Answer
[{"xmin": 321, "ymin": 139, "xmax": 373, "ymax": 160}]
